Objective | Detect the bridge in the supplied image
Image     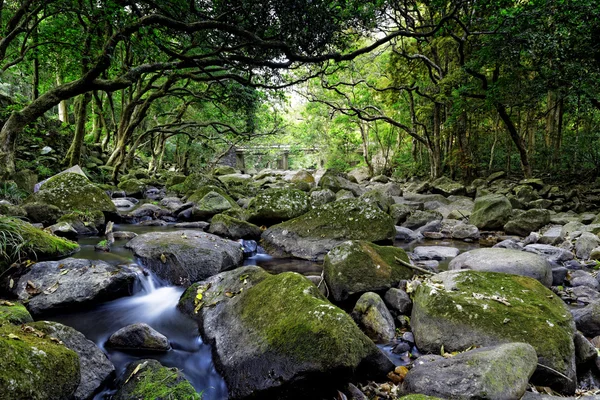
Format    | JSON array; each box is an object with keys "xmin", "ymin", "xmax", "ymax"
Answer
[{"xmin": 234, "ymin": 145, "xmax": 320, "ymax": 171}]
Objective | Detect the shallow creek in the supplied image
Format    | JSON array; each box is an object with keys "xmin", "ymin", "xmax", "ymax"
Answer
[{"xmin": 45, "ymin": 223, "xmax": 476, "ymax": 399}]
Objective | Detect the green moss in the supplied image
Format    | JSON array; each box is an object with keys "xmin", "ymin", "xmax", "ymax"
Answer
[
  {"xmin": 171, "ymin": 173, "xmax": 223, "ymax": 195},
  {"xmin": 0, "ymin": 322, "xmax": 80, "ymax": 399},
  {"xmin": 273, "ymin": 199, "xmax": 395, "ymax": 241},
  {"xmin": 247, "ymin": 188, "xmax": 310, "ymax": 224},
  {"xmin": 238, "ymin": 272, "xmax": 375, "ymax": 367},
  {"xmin": 324, "ymin": 241, "xmax": 413, "ymax": 301},
  {"xmin": 187, "ymin": 186, "xmax": 238, "ymax": 207},
  {"xmin": 58, "ymin": 210, "xmax": 104, "ymax": 226},
  {"xmin": 398, "ymin": 395, "xmax": 444, "ymax": 400},
  {"xmin": 117, "ymin": 179, "xmax": 146, "ymax": 195},
  {"xmin": 0, "ymin": 302, "xmax": 33, "ymax": 324},
  {"xmin": 413, "ymin": 270, "xmax": 574, "ymax": 380}
]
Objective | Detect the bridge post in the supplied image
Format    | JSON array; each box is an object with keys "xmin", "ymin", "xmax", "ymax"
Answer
[{"xmin": 235, "ymin": 150, "xmax": 246, "ymax": 173}]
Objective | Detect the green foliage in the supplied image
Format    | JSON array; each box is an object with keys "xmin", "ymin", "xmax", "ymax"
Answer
[{"xmin": 0, "ymin": 182, "xmax": 27, "ymax": 204}]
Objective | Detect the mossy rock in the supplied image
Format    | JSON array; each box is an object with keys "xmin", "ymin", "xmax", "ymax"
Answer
[
  {"xmin": 208, "ymin": 213, "xmax": 262, "ymax": 240},
  {"xmin": 398, "ymin": 396, "xmax": 444, "ymax": 400},
  {"xmin": 58, "ymin": 210, "xmax": 105, "ymax": 235},
  {"xmin": 324, "ymin": 241, "xmax": 413, "ymax": 302},
  {"xmin": 247, "ymin": 188, "xmax": 310, "ymax": 225},
  {"xmin": 187, "ymin": 185, "xmax": 238, "ymax": 208},
  {"xmin": 191, "ymin": 191, "xmax": 233, "ymax": 221},
  {"xmin": 262, "ymin": 199, "xmax": 396, "ymax": 261},
  {"xmin": 178, "ymin": 267, "xmax": 393, "ymax": 399},
  {"xmin": 291, "ymin": 170, "xmax": 315, "ymax": 185},
  {"xmin": 217, "ymin": 173, "xmax": 252, "ymax": 187},
  {"xmin": 165, "ymin": 174, "xmax": 186, "ymax": 188},
  {"xmin": 113, "ymin": 359, "xmax": 200, "ymax": 400},
  {"xmin": 0, "ymin": 302, "xmax": 33, "ymax": 324},
  {"xmin": 212, "ymin": 165, "xmax": 238, "ymax": 176},
  {"xmin": 469, "ymin": 194, "xmax": 512, "ymax": 230},
  {"xmin": 504, "ymin": 209, "xmax": 551, "ymax": 236},
  {"xmin": 0, "ymin": 202, "xmax": 26, "ymax": 218},
  {"xmin": 26, "ymin": 173, "xmax": 116, "ymax": 214},
  {"xmin": 22, "ymin": 202, "xmax": 63, "ymax": 226},
  {"xmin": 359, "ymin": 190, "xmax": 394, "ymax": 213},
  {"xmin": 411, "ymin": 270, "xmax": 576, "ymax": 394},
  {"xmin": 170, "ymin": 173, "xmax": 223, "ymax": 195},
  {"xmin": 117, "ymin": 179, "xmax": 146, "ymax": 197},
  {"xmin": 0, "ymin": 322, "xmax": 80, "ymax": 400},
  {"xmin": 0, "ymin": 217, "xmax": 79, "ymax": 273}
]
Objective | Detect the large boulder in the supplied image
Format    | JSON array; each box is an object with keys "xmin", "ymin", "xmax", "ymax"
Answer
[
  {"xmin": 448, "ymin": 248, "xmax": 553, "ymax": 287},
  {"xmin": 117, "ymin": 179, "xmax": 146, "ymax": 198},
  {"xmin": 178, "ymin": 267, "xmax": 393, "ymax": 400},
  {"xmin": 0, "ymin": 322, "xmax": 80, "ymax": 399},
  {"xmin": 504, "ymin": 209, "xmax": 551, "ymax": 236},
  {"xmin": 168, "ymin": 173, "xmax": 222, "ymax": 195},
  {"xmin": 208, "ymin": 214, "xmax": 262, "ymax": 240},
  {"xmin": 323, "ymin": 240, "xmax": 413, "ymax": 302},
  {"xmin": 469, "ymin": 194, "xmax": 512, "ymax": 230},
  {"xmin": 402, "ymin": 343, "xmax": 537, "ymax": 399},
  {"xmin": 430, "ymin": 176, "xmax": 465, "ymax": 197},
  {"xmin": 318, "ymin": 171, "xmax": 364, "ymax": 196},
  {"xmin": 261, "ymin": 199, "xmax": 396, "ymax": 261},
  {"xmin": 191, "ymin": 191, "xmax": 233, "ymax": 220},
  {"xmin": 31, "ymin": 321, "xmax": 115, "ymax": 400},
  {"xmin": 247, "ymin": 188, "xmax": 310, "ymax": 225},
  {"xmin": 27, "ymin": 173, "xmax": 116, "ymax": 214},
  {"xmin": 0, "ymin": 301, "xmax": 33, "ymax": 324},
  {"xmin": 125, "ymin": 230, "xmax": 243, "ymax": 286},
  {"xmin": 351, "ymin": 292, "xmax": 396, "ymax": 344},
  {"xmin": 113, "ymin": 359, "xmax": 200, "ymax": 400},
  {"xmin": 411, "ymin": 270, "xmax": 576, "ymax": 394},
  {"xmin": 571, "ymin": 300, "xmax": 600, "ymax": 337},
  {"xmin": 0, "ymin": 217, "xmax": 79, "ymax": 273},
  {"xmin": 10, "ymin": 258, "xmax": 138, "ymax": 316},
  {"xmin": 106, "ymin": 323, "xmax": 170, "ymax": 352}
]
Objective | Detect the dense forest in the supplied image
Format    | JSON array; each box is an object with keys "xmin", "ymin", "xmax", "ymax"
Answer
[{"xmin": 0, "ymin": 0, "xmax": 599, "ymax": 183}]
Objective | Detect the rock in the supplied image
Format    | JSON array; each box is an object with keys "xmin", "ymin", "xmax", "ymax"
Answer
[
  {"xmin": 451, "ymin": 223, "xmax": 480, "ymax": 240},
  {"xmin": 261, "ymin": 199, "xmax": 396, "ymax": 261},
  {"xmin": 113, "ymin": 359, "xmax": 200, "ymax": 400},
  {"xmin": 22, "ymin": 202, "xmax": 63, "ymax": 226},
  {"xmin": 411, "ymin": 246, "xmax": 460, "ymax": 261},
  {"xmin": 347, "ymin": 166, "xmax": 372, "ymax": 183},
  {"xmin": 469, "ymin": 194, "xmax": 512, "ymax": 230},
  {"xmin": 291, "ymin": 170, "xmax": 315, "ymax": 185},
  {"xmin": 46, "ymin": 222, "xmax": 78, "ymax": 239},
  {"xmin": 430, "ymin": 176, "xmax": 465, "ymax": 196},
  {"xmin": 112, "ymin": 231, "xmax": 138, "ymax": 240},
  {"xmin": 514, "ymin": 184, "xmax": 540, "ymax": 203},
  {"xmin": 0, "ymin": 201, "xmax": 26, "ymax": 218},
  {"xmin": 359, "ymin": 190, "xmax": 394, "ymax": 213},
  {"xmin": 125, "ymin": 230, "xmax": 243, "ymax": 286},
  {"xmin": 213, "ymin": 165, "xmax": 238, "ymax": 176},
  {"xmin": 351, "ymin": 292, "xmax": 396, "ymax": 344},
  {"xmin": 572, "ymin": 300, "xmax": 600, "ymax": 337},
  {"xmin": 168, "ymin": 173, "xmax": 222, "ymax": 195},
  {"xmin": 11, "ymin": 258, "xmax": 137, "ymax": 316},
  {"xmin": 389, "ymin": 204, "xmax": 413, "ymax": 225},
  {"xmin": 395, "ymin": 226, "xmax": 423, "ymax": 242},
  {"xmin": 0, "ymin": 218, "xmax": 79, "ymax": 274},
  {"xmin": 318, "ymin": 171, "xmax": 365, "ymax": 196},
  {"xmin": 524, "ymin": 244, "xmax": 574, "ymax": 264},
  {"xmin": 493, "ymin": 239, "xmax": 524, "ymax": 250},
  {"xmin": 576, "ymin": 232, "xmax": 600, "ymax": 260},
  {"xmin": 323, "ymin": 241, "xmax": 414, "ymax": 302},
  {"xmin": 402, "ymin": 210, "xmax": 443, "ymax": 230},
  {"xmin": 57, "ymin": 210, "xmax": 104, "ymax": 236},
  {"xmin": 178, "ymin": 267, "xmax": 393, "ymax": 399},
  {"xmin": 117, "ymin": 179, "xmax": 146, "ymax": 198},
  {"xmin": 165, "ymin": 174, "xmax": 186, "ymax": 188},
  {"xmin": 448, "ymin": 248, "xmax": 553, "ymax": 287},
  {"xmin": 247, "ymin": 188, "xmax": 309, "ymax": 225},
  {"xmin": 0, "ymin": 322, "xmax": 80, "ymax": 400},
  {"xmin": 567, "ymin": 270, "xmax": 600, "ymax": 290},
  {"xmin": 107, "ymin": 323, "xmax": 170, "ymax": 352},
  {"xmin": 31, "ymin": 321, "xmax": 115, "ymax": 400},
  {"xmin": 411, "ymin": 270, "xmax": 576, "ymax": 393},
  {"xmin": 173, "ymin": 221, "xmax": 209, "ymax": 230},
  {"xmin": 309, "ymin": 189, "xmax": 336, "ymax": 207},
  {"xmin": 27, "ymin": 173, "xmax": 116, "ymax": 214},
  {"xmin": 552, "ymin": 267, "xmax": 568, "ymax": 286},
  {"xmin": 336, "ymin": 189, "xmax": 355, "ymax": 200},
  {"xmin": 539, "ymin": 225, "xmax": 564, "ymax": 245},
  {"xmin": 504, "ymin": 209, "xmax": 551, "ymax": 236},
  {"xmin": 191, "ymin": 191, "xmax": 233, "ymax": 220},
  {"xmin": 574, "ymin": 331, "xmax": 597, "ymax": 366},
  {"xmin": 208, "ymin": 214, "xmax": 262, "ymax": 240},
  {"xmin": 487, "ymin": 171, "xmax": 506, "ymax": 184},
  {"xmin": 187, "ymin": 185, "xmax": 236, "ymax": 206},
  {"xmin": 383, "ymin": 288, "xmax": 412, "ymax": 316},
  {"xmin": 0, "ymin": 301, "xmax": 33, "ymax": 324},
  {"xmin": 112, "ymin": 198, "xmax": 135, "ymax": 209},
  {"xmin": 126, "ymin": 203, "xmax": 170, "ymax": 220},
  {"xmin": 402, "ymin": 343, "xmax": 537, "ymax": 400},
  {"xmin": 218, "ymin": 173, "xmax": 253, "ymax": 187}
]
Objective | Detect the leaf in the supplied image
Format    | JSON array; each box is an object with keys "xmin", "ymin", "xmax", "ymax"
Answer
[
  {"xmin": 125, "ymin": 361, "xmax": 148, "ymax": 384},
  {"xmin": 196, "ymin": 293, "xmax": 203, "ymax": 301},
  {"xmin": 59, "ymin": 269, "xmax": 70, "ymax": 275},
  {"xmin": 160, "ymin": 253, "xmax": 167, "ymax": 263},
  {"xmin": 49, "ymin": 337, "xmax": 64, "ymax": 345},
  {"xmin": 8, "ymin": 279, "xmax": 14, "ymax": 289},
  {"xmin": 0, "ymin": 300, "xmax": 15, "ymax": 306},
  {"xmin": 25, "ymin": 280, "xmax": 41, "ymax": 295},
  {"xmin": 7, "ymin": 333, "xmax": 20, "ymax": 340},
  {"xmin": 43, "ymin": 282, "xmax": 60, "ymax": 295}
]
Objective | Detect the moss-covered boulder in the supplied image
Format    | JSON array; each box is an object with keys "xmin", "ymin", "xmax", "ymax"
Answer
[
  {"xmin": 178, "ymin": 267, "xmax": 393, "ymax": 400},
  {"xmin": 430, "ymin": 176, "xmax": 466, "ymax": 197},
  {"xmin": 125, "ymin": 230, "xmax": 243, "ymax": 286},
  {"xmin": 117, "ymin": 179, "xmax": 146, "ymax": 198},
  {"xmin": 469, "ymin": 194, "xmax": 512, "ymax": 230},
  {"xmin": 291, "ymin": 170, "xmax": 315, "ymax": 185},
  {"xmin": 218, "ymin": 173, "xmax": 252, "ymax": 187},
  {"xmin": 359, "ymin": 190, "xmax": 394, "ymax": 213},
  {"xmin": 324, "ymin": 241, "xmax": 413, "ymax": 302},
  {"xmin": 318, "ymin": 170, "xmax": 364, "ymax": 196},
  {"xmin": 22, "ymin": 202, "xmax": 63, "ymax": 226},
  {"xmin": 262, "ymin": 199, "xmax": 396, "ymax": 261},
  {"xmin": 27, "ymin": 173, "xmax": 116, "ymax": 214},
  {"xmin": 170, "ymin": 173, "xmax": 222, "ymax": 195},
  {"xmin": 411, "ymin": 270, "xmax": 576, "ymax": 394},
  {"xmin": 57, "ymin": 210, "xmax": 105, "ymax": 236},
  {"xmin": 350, "ymin": 292, "xmax": 396, "ymax": 343},
  {"xmin": 0, "ymin": 301, "xmax": 33, "ymax": 324},
  {"xmin": 212, "ymin": 165, "xmax": 238, "ymax": 176},
  {"xmin": 165, "ymin": 174, "xmax": 186, "ymax": 188},
  {"xmin": 0, "ymin": 201, "xmax": 26, "ymax": 218},
  {"xmin": 504, "ymin": 209, "xmax": 551, "ymax": 236},
  {"xmin": 247, "ymin": 188, "xmax": 310, "ymax": 225},
  {"xmin": 0, "ymin": 217, "xmax": 79, "ymax": 273},
  {"xmin": 190, "ymin": 191, "xmax": 233, "ymax": 221},
  {"xmin": 0, "ymin": 322, "xmax": 80, "ymax": 399},
  {"xmin": 187, "ymin": 185, "xmax": 237, "ymax": 207},
  {"xmin": 107, "ymin": 323, "xmax": 170, "ymax": 352},
  {"xmin": 208, "ymin": 214, "xmax": 262, "ymax": 240},
  {"xmin": 113, "ymin": 359, "xmax": 200, "ymax": 400}
]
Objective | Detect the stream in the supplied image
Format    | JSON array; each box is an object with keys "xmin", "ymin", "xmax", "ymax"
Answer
[{"xmin": 44, "ymin": 223, "xmax": 477, "ymax": 399}]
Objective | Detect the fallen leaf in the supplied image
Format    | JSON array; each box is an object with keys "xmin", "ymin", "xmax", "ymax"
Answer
[
  {"xmin": 26, "ymin": 280, "xmax": 41, "ymax": 295},
  {"xmin": 225, "ymin": 292, "xmax": 234, "ymax": 298},
  {"xmin": 60, "ymin": 269, "xmax": 70, "ymax": 275},
  {"xmin": 125, "ymin": 361, "xmax": 148, "ymax": 384},
  {"xmin": 8, "ymin": 279, "xmax": 14, "ymax": 289},
  {"xmin": 43, "ymin": 282, "xmax": 60, "ymax": 295},
  {"xmin": 160, "ymin": 253, "xmax": 167, "ymax": 263},
  {"xmin": 49, "ymin": 337, "xmax": 64, "ymax": 345},
  {"xmin": 0, "ymin": 300, "xmax": 15, "ymax": 306},
  {"xmin": 8, "ymin": 333, "xmax": 20, "ymax": 340}
]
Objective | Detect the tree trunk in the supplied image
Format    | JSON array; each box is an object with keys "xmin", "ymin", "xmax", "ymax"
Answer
[
  {"xmin": 56, "ymin": 74, "xmax": 69, "ymax": 124},
  {"xmin": 496, "ymin": 103, "xmax": 531, "ymax": 177},
  {"xmin": 65, "ymin": 93, "xmax": 92, "ymax": 167}
]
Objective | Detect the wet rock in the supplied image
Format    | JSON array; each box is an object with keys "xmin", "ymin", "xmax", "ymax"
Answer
[
  {"xmin": 112, "ymin": 231, "xmax": 138, "ymax": 240},
  {"xmin": 261, "ymin": 199, "xmax": 396, "ymax": 262},
  {"xmin": 572, "ymin": 300, "xmax": 600, "ymax": 337},
  {"xmin": 469, "ymin": 194, "xmax": 512, "ymax": 230},
  {"xmin": 125, "ymin": 230, "xmax": 243, "ymax": 286},
  {"xmin": 567, "ymin": 270, "xmax": 600, "ymax": 290},
  {"xmin": 411, "ymin": 270, "xmax": 576, "ymax": 394},
  {"xmin": 524, "ymin": 244, "xmax": 574, "ymax": 264},
  {"xmin": 552, "ymin": 267, "xmax": 569, "ymax": 286},
  {"xmin": 47, "ymin": 222, "xmax": 78, "ymax": 239},
  {"xmin": 247, "ymin": 188, "xmax": 310, "ymax": 225},
  {"xmin": 32, "ymin": 321, "xmax": 115, "ymax": 400},
  {"xmin": 57, "ymin": 210, "xmax": 104, "ymax": 236},
  {"xmin": 178, "ymin": 267, "xmax": 393, "ymax": 400},
  {"xmin": 402, "ymin": 343, "xmax": 537, "ymax": 399},
  {"xmin": 11, "ymin": 258, "xmax": 138, "ymax": 316},
  {"xmin": 383, "ymin": 288, "xmax": 412, "ymax": 316},
  {"xmin": 402, "ymin": 210, "xmax": 443, "ymax": 230},
  {"xmin": 574, "ymin": 331, "xmax": 597, "ymax": 366},
  {"xmin": 351, "ymin": 292, "xmax": 396, "ymax": 344},
  {"xmin": 576, "ymin": 232, "xmax": 600, "ymax": 260},
  {"xmin": 323, "ymin": 241, "xmax": 414, "ymax": 302},
  {"xmin": 107, "ymin": 323, "xmax": 170, "ymax": 352},
  {"xmin": 411, "ymin": 246, "xmax": 460, "ymax": 261},
  {"xmin": 173, "ymin": 221, "xmax": 209, "ymax": 230},
  {"xmin": 504, "ymin": 209, "xmax": 551, "ymax": 236},
  {"xmin": 208, "ymin": 214, "xmax": 262, "ymax": 240},
  {"xmin": 448, "ymin": 248, "xmax": 553, "ymax": 287},
  {"xmin": 310, "ymin": 189, "xmax": 336, "ymax": 207},
  {"xmin": 395, "ymin": 226, "xmax": 423, "ymax": 242},
  {"xmin": 113, "ymin": 359, "xmax": 200, "ymax": 400},
  {"xmin": 126, "ymin": 203, "xmax": 171, "ymax": 220}
]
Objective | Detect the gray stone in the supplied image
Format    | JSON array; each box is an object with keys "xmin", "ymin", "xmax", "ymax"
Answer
[
  {"xmin": 402, "ymin": 343, "xmax": 537, "ymax": 400},
  {"xmin": 310, "ymin": 189, "xmax": 336, "ymax": 207},
  {"xmin": 395, "ymin": 226, "xmax": 423, "ymax": 242},
  {"xmin": 451, "ymin": 223, "xmax": 479, "ymax": 240},
  {"xmin": 504, "ymin": 209, "xmax": 551, "ymax": 236},
  {"xmin": 107, "ymin": 323, "xmax": 170, "ymax": 352},
  {"xmin": 524, "ymin": 244, "xmax": 574, "ymax": 264},
  {"xmin": 351, "ymin": 292, "xmax": 396, "ymax": 344},
  {"xmin": 567, "ymin": 270, "xmax": 600, "ymax": 291},
  {"xmin": 383, "ymin": 288, "xmax": 412, "ymax": 316},
  {"xmin": 402, "ymin": 210, "xmax": 443, "ymax": 230},
  {"xmin": 576, "ymin": 232, "xmax": 600, "ymax": 260},
  {"xmin": 208, "ymin": 214, "xmax": 262, "ymax": 240},
  {"xmin": 469, "ymin": 194, "xmax": 512, "ymax": 230},
  {"xmin": 125, "ymin": 230, "xmax": 243, "ymax": 286},
  {"xmin": 412, "ymin": 246, "xmax": 460, "ymax": 261},
  {"xmin": 539, "ymin": 225, "xmax": 564, "ymax": 245},
  {"xmin": 191, "ymin": 191, "xmax": 232, "ymax": 220},
  {"xmin": 448, "ymin": 248, "xmax": 553, "ymax": 287},
  {"xmin": 572, "ymin": 301, "xmax": 600, "ymax": 337},
  {"xmin": 574, "ymin": 331, "xmax": 597, "ymax": 366}
]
